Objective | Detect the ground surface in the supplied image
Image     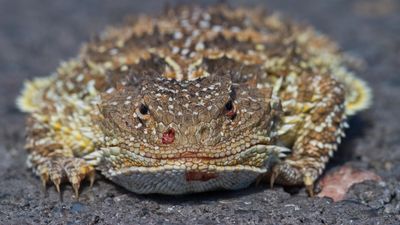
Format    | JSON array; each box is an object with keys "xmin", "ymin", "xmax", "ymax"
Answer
[{"xmin": 0, "ymin": 0, "xmax": 399, "ymax": 224}]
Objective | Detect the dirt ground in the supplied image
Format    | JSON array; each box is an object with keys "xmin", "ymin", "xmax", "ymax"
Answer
[{"xmin": 0, "ymin": 0, "xmax": 399, "ymax": 224}]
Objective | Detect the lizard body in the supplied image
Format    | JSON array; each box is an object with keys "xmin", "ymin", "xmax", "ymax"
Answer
[{"xmin": 17, "ymin": 5, "xmax": 371, "ymax": 195}]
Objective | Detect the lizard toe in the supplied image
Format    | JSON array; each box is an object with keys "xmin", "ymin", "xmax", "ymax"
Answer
[
  {"xmin": 64, "ymin": 158, "xmax": 95, "ymax": 198},
  {"xmin": 270, "ymin": 162, "xmax": 318, "ymax": 196},
  {"xmin": 35, "ymin": 157, "xmax": 95, "ymax": 198}
]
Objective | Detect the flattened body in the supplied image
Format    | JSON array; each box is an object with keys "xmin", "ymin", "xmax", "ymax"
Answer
[{"xmin": 18, "ymin": 5, "xmax": 371, "ymax": 195}]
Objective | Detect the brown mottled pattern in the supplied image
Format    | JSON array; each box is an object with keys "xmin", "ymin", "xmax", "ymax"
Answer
[{"xmin": 17, "ymin": 5, "xmax": 371, "ymax": 195}]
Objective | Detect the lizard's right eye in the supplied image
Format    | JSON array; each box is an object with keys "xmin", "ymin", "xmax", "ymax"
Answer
[
  {"xmin": 224, "ymin": 100, "xmax": 233, "ymax": 111},
  {"xmin": 139, "ymin": 104, "xmax": 149, "ymax": 115},
  {"xmin": 224, "ymin": 100, "xmax": 236, "ymax": 119}
]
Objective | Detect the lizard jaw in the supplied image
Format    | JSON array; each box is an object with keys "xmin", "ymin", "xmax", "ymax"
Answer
[
  {"xmin": 104, "ymin": 165, "xmax": 268, "ymax": 194},
  {"xmin": 95, "ymin": 144, "xmax": 290, "ymax": 194}
]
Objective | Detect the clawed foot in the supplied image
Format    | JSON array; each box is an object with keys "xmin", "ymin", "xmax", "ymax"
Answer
[
  {"xmin": 38, "ymin": 157, "xmax": 95, "ymax": 198},
  {"xmin": 269, "ymin": 162, "xmax": 317, "ymax": 196}
]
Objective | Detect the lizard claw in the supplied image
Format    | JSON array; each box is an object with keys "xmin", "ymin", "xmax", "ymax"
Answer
[
  {"xmin": 65, "ymin": 158, "xmax": 95, "ymax": 198},
  {"xmin": 52, "ymin": 177, "xmax": 61, "ymax": 193},
  {"xmin": 270, "ymin": 169, "xmax": 279, "ymax": 189},
  {"xmin": 49, "ymin": 164, "xmax": 62, "ymax": 193},
  {"xmin": 304, "ymin": 173, "xmax": 315, "ymax": 197},
  {"xmin": 88, "ymin": 169, "xmax": 96, "ymax": 188},
  {"xmin": 35, "ymin": 157, "xmax": 94, "ymax": 198},
  {"xmin": 40, "ymin": 173, "xmax": 49, "ymax": 190},
  {"xmin": 72, "ymin": 182, "xmax": 80, "ymax": 198}
]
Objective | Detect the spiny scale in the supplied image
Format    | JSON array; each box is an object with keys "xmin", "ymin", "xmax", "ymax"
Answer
[{"xmin": 17, "ymin": 5, "xmax": 371, "ymax": 196}]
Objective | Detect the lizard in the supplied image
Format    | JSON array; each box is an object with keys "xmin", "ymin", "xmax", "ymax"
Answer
[{"xmin": 16, "ymin": 5, "xmax": 371, "ymax": 197}]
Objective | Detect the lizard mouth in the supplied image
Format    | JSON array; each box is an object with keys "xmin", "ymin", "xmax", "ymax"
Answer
[
  {"xmin": 98, "ymin": 144, "xmax": 290, "ymax": 194},
  {"xmin": 185, "ymin": 171, "xmax": 218, "ymax": 181},
  {"xmin": 163, "ymin": 151, "xmax": 233, "ymax": 160}
]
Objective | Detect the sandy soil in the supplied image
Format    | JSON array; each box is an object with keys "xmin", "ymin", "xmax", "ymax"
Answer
[{"xmin": 0, "ymin": 0, "xmax": 399, "ymax": 224}]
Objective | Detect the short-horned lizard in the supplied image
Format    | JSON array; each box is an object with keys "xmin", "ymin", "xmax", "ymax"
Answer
[{"xmin": 17, "ymin": 5, "xmax": 371, "ymax": 196}]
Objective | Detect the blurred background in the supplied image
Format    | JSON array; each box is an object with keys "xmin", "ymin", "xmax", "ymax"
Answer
[{"xmin": 0, "ymin": 0, "xmax": 399, "ymax": 224}]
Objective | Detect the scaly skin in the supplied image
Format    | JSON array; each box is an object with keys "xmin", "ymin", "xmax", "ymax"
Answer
[{"xmin": 17, "ymin": 5, "xmax": 371, "ymax": 196}]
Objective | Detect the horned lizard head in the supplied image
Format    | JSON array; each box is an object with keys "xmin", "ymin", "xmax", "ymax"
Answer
[{"xmin": 97, "ymin": 72, "xmax": 283, "ymax": 194}]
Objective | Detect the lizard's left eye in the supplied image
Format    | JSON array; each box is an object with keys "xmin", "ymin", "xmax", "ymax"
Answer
[
  {"xmin": 137, "ymin": 103, "xmax": 150, "ymax": 121},
  {"xmin": 224, "ymin": 100, "xmax": 236, "ymax": 119}
]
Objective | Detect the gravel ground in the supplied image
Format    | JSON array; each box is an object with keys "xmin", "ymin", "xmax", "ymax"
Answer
[{"xmin": 0, "ymin": 0, "xmax": 399, "ymax": 224}]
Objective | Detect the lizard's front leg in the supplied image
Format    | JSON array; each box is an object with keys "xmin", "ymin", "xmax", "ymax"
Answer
[
  {"xmin": 25, "ymin": 116, "xmax": 96, "ymax": 197},
  {"xmin": 271, "ymin": 74, "xmax": 347, "ymax": 196}
]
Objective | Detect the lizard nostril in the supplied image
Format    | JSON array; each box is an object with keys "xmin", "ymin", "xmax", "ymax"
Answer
[{"xmin": 162, "ymin": 128, "xmax": 175, "ymax": 144}]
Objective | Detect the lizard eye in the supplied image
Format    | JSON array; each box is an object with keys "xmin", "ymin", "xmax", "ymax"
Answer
[
  {"xmin": 137, "ymin": 103, "xmax": 150, "ymax": 120},
  {"xmin": 139, "ymin": 103, "xmax": 149, "ymax": 115},
  {"xmin": 224, "ymin": 100, "xmax": 236, "ymax": 119}
]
